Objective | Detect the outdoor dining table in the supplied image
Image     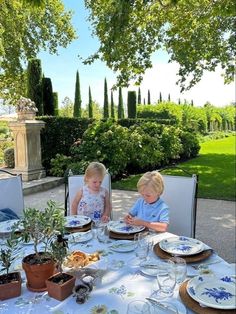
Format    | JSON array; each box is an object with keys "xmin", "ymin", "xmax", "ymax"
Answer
[{"xmin": 0, "ymin": 227, "xmax": 235, "ymax": 314}]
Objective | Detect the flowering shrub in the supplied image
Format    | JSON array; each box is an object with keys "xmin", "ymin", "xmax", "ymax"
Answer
[{"xmin": 16, "ymin": 97, "xmax": 38, "ymax": 113}]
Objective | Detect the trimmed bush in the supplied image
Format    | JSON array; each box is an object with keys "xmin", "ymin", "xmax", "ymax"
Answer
[{"xmin": 4, "ymin": 147, "xmax": 14, "ymax": 168}]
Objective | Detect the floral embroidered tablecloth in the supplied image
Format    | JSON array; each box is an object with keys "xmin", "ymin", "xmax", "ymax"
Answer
[{"xmin": 0, "ymin": 231, "xmax": 234, "ymax": 314}]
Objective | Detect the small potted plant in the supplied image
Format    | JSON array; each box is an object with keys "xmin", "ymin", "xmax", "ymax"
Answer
[
  {"xmin": 0, "ymin": 234, "xmax": 22, "ymax": 300},
  {"xmin": 16, "ymin": 96, "xmax": 38, "ymax": 121},
  {"xmin": 46, "ymin": 234, "xmax": 76, "ymax": 301},
  {"xmin": 15, "ymin": 200, "xmax": 66, "ymax": 292}
]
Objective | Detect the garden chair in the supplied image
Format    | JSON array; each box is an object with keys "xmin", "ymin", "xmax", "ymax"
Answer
[
  {"xmin": 64, "ymin": 172, "xmax": 112, "ymax": 218},
  {"xmin": 0, "ymin": 169, "xmax": 24, "ymax": 221},
  {"xmin": 159, "ymin": 167, "xmax": 198, "ymax": 238}
]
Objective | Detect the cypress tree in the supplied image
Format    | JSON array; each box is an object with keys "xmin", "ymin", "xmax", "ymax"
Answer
[
  {"xmin": 138, "ymin": 87, "xmax": 141, "ymax": 104},
  {"xmin": 147, "ymin": 90, "xmax": 151, "ymax": 104},
  {"xmin": 88, "ymin": 86, "xmax": 93, "ymax": 118},
  {"xmin": 127, "ymin": 91, "xmax": 137, "ymax": 118},
  {"xmin": 53, "ymin": 92, "xmax": 59, "ymax": 116},
  {"xmin": 103, "ymin": 77, "xmax": 109, "ymax": 118},
  {"xmin": 110, "ymin": 90, "xmax": 115, "ymax": 119},
  {"xmin": 42, "ymin": 77, "xmax": 54, "ymax": 115},
  {"xmin": 27, "ymin": 58, "xmax": 43, "ymax": 115},
  {"xmin": 118, "ymin": 87, "xmax": 124, "ymax": 119},
  {"xmin": 191, "ymin": 99, "xmax": 194, "ymax": 106},
  {"xmin": 178, "ymin": 98, "xmax": 181, "ymax": 105},
  {"xmin": 168, "ymin": 93, "xmax": 171, "ymax": 101},
  {"xmin": 159, "ymin": 92, "xmax": 162, "ymax": 103},
  {"xmin": 143, "ymin": 98, "xmax": 146, "ymax": 105},
  {"xmin": 74, "ymin": 70, "xmax": 82, "ymax": 117}
]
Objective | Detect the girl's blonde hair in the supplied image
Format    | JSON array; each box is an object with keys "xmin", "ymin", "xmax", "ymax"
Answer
[
  {"xmin": 137, "ymin": 171, "xmax": 164, "ymax": 195},
  {"xmin": 84, "ymin": 162, "xmax": 107, "ymax": 183}
]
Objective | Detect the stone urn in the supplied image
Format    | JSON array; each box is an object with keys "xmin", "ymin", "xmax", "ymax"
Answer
[
  {"xmin": 16, "ymin": 96, "xmax": 38, "ymax": 121},
  {"xmin": 17, "ymin": 111, "xmax": 36, "ymax": 121}
]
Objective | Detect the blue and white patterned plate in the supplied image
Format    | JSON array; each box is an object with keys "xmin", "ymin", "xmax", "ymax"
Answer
[
  {"xmin": 0, "ymin": 219, "xmax": 22, "ymax": 233},
  {"xmin": 65, "ymin": 215, "xmax": 91, "ymax": 228},
  {"xmin": 108, "ymin": 221, "xmax": 145, "ymax": 234},
  {"xmin": 159, "ymin": 236, "xmax": 204, "ymax": 256},
  {"xmin": 187, "ymin": 275, "xmax": 236, "ymax": 309}
]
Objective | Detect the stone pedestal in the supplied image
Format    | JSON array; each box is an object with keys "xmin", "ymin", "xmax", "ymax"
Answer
[{"xmin": 9, "ymin": 120, "xmax": 46, "ymax": 181}]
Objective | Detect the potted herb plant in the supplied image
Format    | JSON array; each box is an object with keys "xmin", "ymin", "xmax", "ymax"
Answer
[
  {"xmin": 0, "ymin": 234, "xmax": 22, "ymax": 300},
  {"xmin": 16, "ymin": 200, "xmax": 66, "ymax": 292},
  {"xmin": 46, "ymin": 234, "xmax": 76, "ymax": 301}
]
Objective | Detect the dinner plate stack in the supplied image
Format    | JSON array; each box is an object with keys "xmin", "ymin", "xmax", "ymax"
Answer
[
  {"xmin": 107, "ymin": 221, "xmax": 145, "ymax": 240},
  {"xmin": 154, "ymin": 236, "xmax": 213, "ymax": 263},
  {"xmin": 65, "ymin": 215, "xmax": 92, "ymax": 233},
  {"xmin": 179, "ymin": 275, "xmax": 236, "ymax": 313}
]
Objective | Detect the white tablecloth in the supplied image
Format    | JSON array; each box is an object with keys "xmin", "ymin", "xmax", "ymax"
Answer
[{"xmin": 0, "ymin": 231, "xmax": 234, "ymax": 314}]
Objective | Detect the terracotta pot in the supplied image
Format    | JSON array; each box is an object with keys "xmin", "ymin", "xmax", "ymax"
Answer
[
  {"xmin": 0, "ymin": 272, "xmax": 21, "ymax": 300},
  {"xmin": 46, "ymin": 272, "xmax": 76, "ymax": 301},
  {"xmin": 22, "ymin": 253, "xmax": 55, "ymax": 292}
]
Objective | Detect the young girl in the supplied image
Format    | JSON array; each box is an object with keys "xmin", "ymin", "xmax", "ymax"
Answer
[
  {"xmin": 71, "ymin": 162, "xmax": 111, "ymax": 222},
  {"xmin": 124, "ymin": 171, "xmax": 169, "ymax": 232}
]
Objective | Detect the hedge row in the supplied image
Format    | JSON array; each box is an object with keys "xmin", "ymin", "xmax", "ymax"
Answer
[{"xmin": 49, "ymin": 119, "xmax": 200, "ymax": 179}]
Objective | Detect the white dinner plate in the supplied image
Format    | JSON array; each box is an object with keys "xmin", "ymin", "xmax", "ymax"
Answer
[
  {"xmin": 140, "ymin": 263, "xmax": 166, "ymax": 277},
  {"xmin": 65, "ymin": 215, "xmax": 91, "ymax": 228},
  {"xmin": 159, "ymin": 236, "xmax": 204, "ymax": 256},
  {"xmin": 187, "ymin": 275, "xmax": 236, "ymax": 309},
  {"xmin": 108, "ymin": 221, "xmax": 145, "ymax": 234},
  {"xmin": 109, "ymin": 240, "xmax": 137, "ymax": 252},
  {"xmin": 0, "ymin": 219, "xmax": 22, "ymax": 233},
  {"xmin": 69, "ymin": 231, "xmax": 93, "ymax": 243}
]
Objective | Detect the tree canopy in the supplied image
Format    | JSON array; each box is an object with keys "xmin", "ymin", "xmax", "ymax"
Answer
[
  {"xmin": 84, "ymin": 0, "xmax": 235, "ymax": 91},
  {"xmin": 0, "ymin": 0, "xmax": 76, "ymax": 102}
]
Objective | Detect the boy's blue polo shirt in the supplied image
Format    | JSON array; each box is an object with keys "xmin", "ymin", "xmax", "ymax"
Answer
[{"xmin": 129, "ymin": 197, "xmax": 169, "ymax": 223}]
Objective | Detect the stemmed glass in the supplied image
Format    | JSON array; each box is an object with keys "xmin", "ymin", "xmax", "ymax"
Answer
[
  {"xmin": 151, "ymin": 259, "xmax": 176, "ymax": 300},
  {"xmin": 126, "ymin": 300, "xmax": 151, "ymax": 314}
]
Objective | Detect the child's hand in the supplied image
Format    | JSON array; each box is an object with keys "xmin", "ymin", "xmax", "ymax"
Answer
[
  {"xmin": 101, "ymin": 215, "xmax": 109, "ymax": 223},
  {"xmin": 124, "ymin": 214, "xmax": 133, "ymax": 225}
]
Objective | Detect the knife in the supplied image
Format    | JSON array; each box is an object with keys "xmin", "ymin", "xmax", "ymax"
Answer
[{"xmin": 146, "ymin": 298, "xmax": 178, "ymax": 313}]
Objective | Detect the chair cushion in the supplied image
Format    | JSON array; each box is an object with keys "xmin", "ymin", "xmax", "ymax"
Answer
[{"xmin": 0, "ymin": 208, "xmax": 19, "ymax": 222}]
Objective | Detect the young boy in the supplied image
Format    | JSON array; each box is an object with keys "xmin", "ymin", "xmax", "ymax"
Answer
[{"xmin": 124, "ymin": 171, "xmax": 169, "ymax": 232}]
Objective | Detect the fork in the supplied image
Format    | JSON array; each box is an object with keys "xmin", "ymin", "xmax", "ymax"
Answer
[{"xmin": 191, "ymin": 259, "xmax": 221, "ymax": 270}]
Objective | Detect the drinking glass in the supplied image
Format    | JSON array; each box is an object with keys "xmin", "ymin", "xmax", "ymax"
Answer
[
  {"xmin": 97, "ymin": 224, "xmax": 109, "ymax": 243},
  {"xmin": 153, "ymin": 260, "xmax": 176, "ymax": 299},
  {"xmin": 134, "ymin": 233, "xmax": 149, "ymax": 263},
  {"xmin": 126, "ymin": 300, "xmax": 151, "ymax": 314},
  {"xmin": 168, "ymin": 256, "xmax": 187, "ymax": 284}
]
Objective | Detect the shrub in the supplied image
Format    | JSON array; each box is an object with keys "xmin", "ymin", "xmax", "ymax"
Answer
[
  {"xmin": 179, "ymin": 131, "xmax": 200, "ymax": 159},
  {"xmin": 50, "ymin": 154, "xmax": 72, "ymax": 177},
  {"xmin": 70, "ymin": 120, "xmax": 131, "ymax": 177},
  {"xmin": 4, "ymin": 147, "xmax": 15, "ymax": 168}
]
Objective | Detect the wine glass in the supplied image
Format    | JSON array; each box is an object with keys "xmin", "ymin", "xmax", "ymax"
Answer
[
  {"xmin": 126, "ymin": 300, "xmax": 151, "ymax": 314},
  {"xmin": 152, "ymin": 260, "xmax": 176, "ymax": 300},
  {"xmin": 168, "ymin": 256, "xmax": 187, "ymax": 284}
]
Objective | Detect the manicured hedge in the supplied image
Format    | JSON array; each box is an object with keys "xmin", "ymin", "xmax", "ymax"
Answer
[{"xmin": 37, "ymin": 116, "xmax": 93, "ymax": 172}]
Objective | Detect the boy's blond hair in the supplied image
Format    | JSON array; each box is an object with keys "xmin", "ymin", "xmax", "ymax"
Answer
[
  {"xmin": 137, "ymin": 171, "xmax": 164, "ymax": 195},
  {"xmin": 84, "ymin": 162, "xmax": 107, "ymax": 183}
]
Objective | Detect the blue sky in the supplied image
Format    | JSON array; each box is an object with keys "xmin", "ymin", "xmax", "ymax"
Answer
[{"xmin": 39, "ymin": 0, "xmax": 235, "ymax": 109}]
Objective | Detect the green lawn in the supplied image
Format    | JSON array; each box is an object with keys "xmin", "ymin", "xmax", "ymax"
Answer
[{"xmin": 112, "ymin": 135, "xmax": 236, "ymax": 201}]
